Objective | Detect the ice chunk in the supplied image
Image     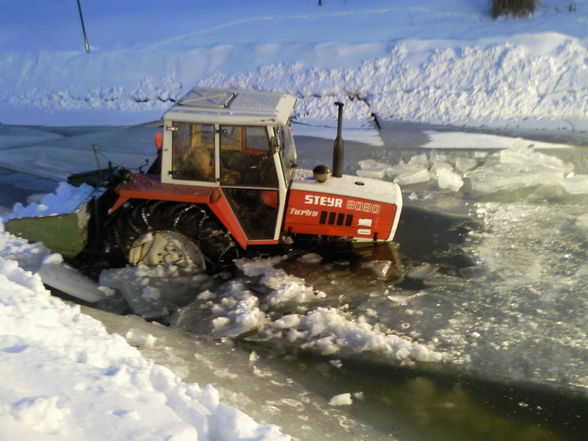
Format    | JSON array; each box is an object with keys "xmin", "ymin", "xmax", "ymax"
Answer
[
  {"xmin": 560, "ymin": 175, "xmax": 588, "ymax": 195},
  {"xmin": 356, "ymin": 168, "xmax": 386, "ymax": 179},
  {"xmin": 455, "ymin": 157, "xmax": 477, "ymax": 172},
  {"xmin": 328, "ymin": 393, "xmax": 352, "ymax": 406},
  {"xmin": 393, "ymin": 167, "xmax": 430, "ymax": 185},
  {"xmin": 125, "ymin": 328, "xmax": 158, "ymax": 348},
  {"xmin": 436, "ymin": 167, "xmax": 463, "ymax": 192},
  {"xmin": 499, "ymin": 143, "xmax": 572, "ymax": 175},
  {"xmin": 39, "ymin": 260, "xmax": 108, "ymax": 303},
  {"xmin": 408, "ymin": 153, "xmax": 429, "ymax": 166},
  {"xmin": 357, "ymin": 159, "xmax": 388, "ymax": 179},
  {"xmin": 99, "ymin": 266, "xmax": 209, "ymax": 317},
  {"xmin": 432, "ymin": 162, "xmax": 463, "ymax": 192}
]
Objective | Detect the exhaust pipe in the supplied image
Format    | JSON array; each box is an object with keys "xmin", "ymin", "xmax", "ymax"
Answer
[{"xmin": 333, "ymin": 102, "xmax": 344, "ymax": 178}]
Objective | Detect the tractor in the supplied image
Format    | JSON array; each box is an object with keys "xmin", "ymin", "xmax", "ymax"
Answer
[{"xmin": 7, "ymin": 88, "xmax": 403, "ymax": 276}]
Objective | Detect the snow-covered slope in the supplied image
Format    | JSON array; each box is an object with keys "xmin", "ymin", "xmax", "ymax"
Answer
[{"xmin": 1, "ymin": 0, "xmax": 587, "ymax": 129}]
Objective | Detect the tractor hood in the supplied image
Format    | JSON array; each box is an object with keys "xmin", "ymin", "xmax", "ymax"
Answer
[{"xmin": 287, "ymin": 169, "xmax": 403, "ymax": 242}]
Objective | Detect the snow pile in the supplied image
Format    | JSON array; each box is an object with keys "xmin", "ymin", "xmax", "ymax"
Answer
[
  {"xmin": 201, "ymin": 35, "xmax": 588, "ymax": 129},
  {"xmin": 0, "ymin": 222, "xmax": 50, "ymax": 273},
  {"xmin": 0, "ymin": 234, "xmax": 290, "ymax": 441},
  {"xmin": 268, "ymin": 307, "xmax": 443, "ymax": 364},
  {"xmin": 235, "ymin": 257, "xmax": 327, "ymax": 307},
  {"xmin": 4, "ymin": 182, "xmax": 97, "ymax": 221}
]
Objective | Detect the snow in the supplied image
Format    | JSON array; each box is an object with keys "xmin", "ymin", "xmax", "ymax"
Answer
[
  {"xmin": 0, "ymin": 229, "xmax": 289, "ymax": 441},
  {"xmin": 4, "ymin": 182, "xmax": 97, "ymax": 221},
  {"xmin": 1, "ymin": 0, "xmax": 588, "ymax": 133}
]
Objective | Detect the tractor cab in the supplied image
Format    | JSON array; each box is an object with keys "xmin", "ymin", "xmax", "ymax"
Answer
[{"xmin": 160, "ymin": 88, "xmax": 297, "ymax": 244}]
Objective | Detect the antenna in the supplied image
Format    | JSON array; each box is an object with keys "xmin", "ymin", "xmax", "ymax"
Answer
[{"xmin": 76, "ymin": 0, "xmax": 91, "ymax": 53}]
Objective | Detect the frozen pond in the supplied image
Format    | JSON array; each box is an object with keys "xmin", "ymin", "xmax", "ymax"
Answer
[{"xmin": 1, "ymin": 121, "xmax": 586, "ymax": 440}]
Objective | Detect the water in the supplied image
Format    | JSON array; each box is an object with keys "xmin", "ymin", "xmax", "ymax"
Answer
[
  {"xmin": 2, "ymin": 122, "xmax": 587, "ymax": 440},
  {"xmin": 83, "ymin": 306, "xmax": 588, "ymax": 441}
]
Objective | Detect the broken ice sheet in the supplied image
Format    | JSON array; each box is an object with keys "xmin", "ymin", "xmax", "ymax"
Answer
[
  {"xmin": 465, "ymin": 144, "xmax": 575, "ymax": 195},
  {"xmin": 99, "ymin": 265, "xmax": 211, "ymax": 318}
]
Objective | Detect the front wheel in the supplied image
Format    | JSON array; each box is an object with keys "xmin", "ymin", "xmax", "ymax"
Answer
[{"xmin": 110, "ymin": 201, "xmax": 240, "ymax": 273}]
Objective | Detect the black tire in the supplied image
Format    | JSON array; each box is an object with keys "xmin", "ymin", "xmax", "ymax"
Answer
[{"xmin": 109, "ymin": 200, "xmax": 240, "ymax": 272}]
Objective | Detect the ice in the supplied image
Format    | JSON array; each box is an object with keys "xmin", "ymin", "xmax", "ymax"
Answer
[
  {"xmin": 99, "ymin": 265, "xmax": 211, "ymax": 318},
  {"xmin": 173, "ymin": 257, "xmax": 444, "ymax": 364},
  {"xmin": 39, "ymin": 259, "xmax": 108, "ymax": 303},
  {"xmin": 356, "ymin": 159, "xmax": 388, "ymax": 179},
  {"xmin": 432, "ymin": 162, "xmax": 463, "ymax": 192},
  {"xmin": 328, "ymin": 393, "xmax": 353, "ymax": 406},
  {"xmin": 499, "ymin": 143, "xmax": 572, "ymax": 174},
  {"xmin": 424, "ymin": 131, "xmax": 574, "ymax": 150},
  {"xmin": 455, "ymin": 157, "xmax": 478, "ymax": 172},
  {"xmin": 393, "ymin": 167, "xmax": 431, "ymax": 186},
  {"xmin": 576, "ymin": 213, "xmax": 588, "ymax": 232},
  {"xmin": 235, "ymin": 257, "xmax": 327, "ymax": 307},
  {"xmin": 466, "ymin": 144, "xmax": 576, "ymax": 195},
  {"xmin": 560, "ymin": 174, "xmax": 588, "ymax": 195},
  {"xmin": 267, "ymin": 307, "xmax": 444, "ymax": 363}
]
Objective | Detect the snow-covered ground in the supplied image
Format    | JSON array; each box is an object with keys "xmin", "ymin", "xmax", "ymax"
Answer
[
  {"xmin": 1, "ymin": 0, "xmax": 588, "ymax": 133},
  {"xmin": 1, "ymin": 1, "xmax": 588, "ymax": 440},
  {"xmin": 0, "ymin": 228, "xmax": 289, "ymax": 441}
]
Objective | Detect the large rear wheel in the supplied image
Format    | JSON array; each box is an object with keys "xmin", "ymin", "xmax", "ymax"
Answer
[{"xmin": 110, "ymin": 201, "xmax": 240, "ymax": 272}]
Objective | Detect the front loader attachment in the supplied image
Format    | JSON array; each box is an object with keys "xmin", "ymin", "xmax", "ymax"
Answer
[
  {"xmin": 5, "ymin": 202, "xmax": 93, "ymax": 259},
  {"xmin": 4, "ymin": 167, "xmax": 123, "ymax": 259}
]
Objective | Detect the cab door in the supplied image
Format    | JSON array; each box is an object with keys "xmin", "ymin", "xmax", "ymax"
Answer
[{"xmin": 219, "ymin": 125, "xmax": 286, "ymax": 242}]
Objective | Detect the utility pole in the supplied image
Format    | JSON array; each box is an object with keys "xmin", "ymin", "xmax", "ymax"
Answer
[{"xmin": 76, "ymin": 0, "xmax": 91, "ymax": 53}]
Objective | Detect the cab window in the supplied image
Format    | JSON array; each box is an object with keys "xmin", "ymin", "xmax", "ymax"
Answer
[
  {"xmin": 220, "ymin": 125, "xmax": 278, "ymax": 187},
  {"xmin": 171, "ymin": 122, "xmax": 215, "ymax": 181}
]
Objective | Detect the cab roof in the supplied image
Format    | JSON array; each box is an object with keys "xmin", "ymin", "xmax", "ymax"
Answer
[{"xmin": 163, "ymin": 87, "xmax": 296, "ymax": 126}]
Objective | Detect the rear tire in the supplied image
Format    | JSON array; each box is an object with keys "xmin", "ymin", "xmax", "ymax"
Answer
[{"xmin": 110, "ymin": 201, "xmax": 240, "ymax": 272}]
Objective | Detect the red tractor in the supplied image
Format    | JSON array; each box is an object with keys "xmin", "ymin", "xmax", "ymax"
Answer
[{"xmin": 104, "ymin": 88, "xmax": 403, "ymax": 273}]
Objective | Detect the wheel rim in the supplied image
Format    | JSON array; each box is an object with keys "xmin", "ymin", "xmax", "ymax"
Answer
[{"xmin": 128, "ymin": 230, "xmax": 206, "ymax": 271}]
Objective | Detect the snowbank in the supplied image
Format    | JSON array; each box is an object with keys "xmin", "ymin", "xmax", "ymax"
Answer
[
  {"xmin": 1, "ymin": 1, "xmax": 587, "ymax": 130},
  {"xmin": 0, "ymin": 226, "xmax": 289, "ymax": 441}
]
